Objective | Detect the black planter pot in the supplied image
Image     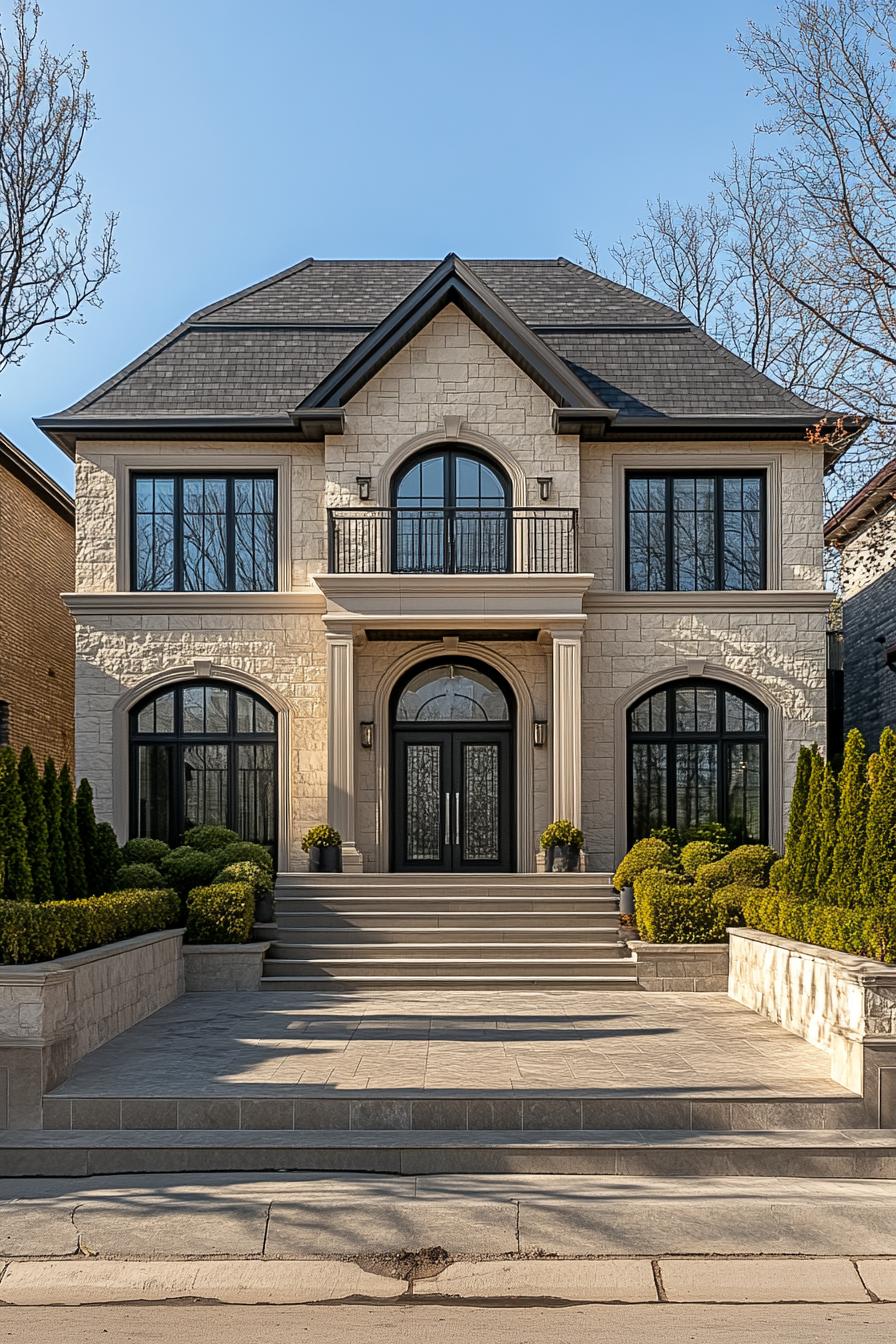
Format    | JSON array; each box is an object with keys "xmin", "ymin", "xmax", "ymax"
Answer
[
  {"xmin": 547, "ymin": 843, "xmax": 581, "ymax": 873},
  {"xmin": 310, "ymin": 844, "xmax": 342, "ymax": 873}
]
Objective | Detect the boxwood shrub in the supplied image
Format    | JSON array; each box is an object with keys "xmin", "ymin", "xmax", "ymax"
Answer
[
  {"xmin": 115, "ymin": 862, "xmax": 164, "ymax": 890},
  {"xmin": 613, "ymin": 837, "xmax": 677, "ymax": 890},
  {"xmin": 185, "ymin": 882, "xmax": 255, "ymax": 944},
  {"xmin": 633, "ymin": 869, "xmax": 727, "ymax": 944},
  {"xmin": 161, "ymin": 846, "xmax": 221, "ymax": 895},
  {"xmin": 697, "ymin": 844, "xmax": 778, "ymax": 891},
  {"xmin": 121, "ymin": 837, "xmax": 170, "ymax": 867},
  {"xmin": 0, "ymin": 888, "xmax": 180, "ymax": 964},
  {"xmin": 183, "ymin": 824, "xmax": 240, "ymax": 853},
  {"xmin": 216, "ymin": 841, "xmax": 273, "ymax": 873},
  {"xmin": 212, "ymin": 860, "xmax": 272, "ymax": 902},
  {"xmin": 735, "ymin": 886, "xmax": 896, "ymax": 964}
]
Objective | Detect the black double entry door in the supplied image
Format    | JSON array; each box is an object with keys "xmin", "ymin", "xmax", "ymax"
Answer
[{"xmin": 392, "ymin": 728, "xmax": 514, "ymax": 872}]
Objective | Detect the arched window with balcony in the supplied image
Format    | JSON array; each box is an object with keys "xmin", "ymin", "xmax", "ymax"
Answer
[
  {"xmin": 391, "ymin": 445, "xmax": 512, "ymax": 573},
  {"xmin": 627, "ymin": 679, "xmax": 767, "ymax": 844}
]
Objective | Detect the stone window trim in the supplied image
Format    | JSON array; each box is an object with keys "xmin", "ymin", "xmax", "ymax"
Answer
[
  {"xmin": 111, "ymin": 661, "xmax": 293, "ymax": 871},
  {"xmin": 112, "ymin": 452, "xmax": 293, "ymax": 593},
  {"xmin": 612, "ymin": 660, "xmax": 785, "ymax": 862},
  {"xmin": 611, "ymin": 450, "xmax": 783, "ymax": 591}
]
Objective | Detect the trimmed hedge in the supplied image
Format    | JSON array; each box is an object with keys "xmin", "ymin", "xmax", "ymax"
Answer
[
  {"xmin": 183, "ymin": 824, "xmax": 240, "ymax": 853},
  {"xmin": 115, "ymin": 862, "xmax": 165, "ymax": 890},
  {"xmin": 212, "ymin": 860, "xmax": 272, "ymax": 902},
  {"xmin": 633, "ymin": 869, "xmax": 727, "ymax": 944},
  {"xmin": 680, "ymin": 839, "xmax": 726, "ymax": 875},
  {"xmin": 696, "ymin": 844, "xmax": 778, "ymax": 891},
  {"xmin": 0, "ymin": 888, "xmax": 180, "ymax": 965},
  {"xmin": 185, "ymin": 882, "xmax": 255, "ymax": 944},
  {"xmin": 161, "ymin": 846, "xmax": 221, "ymax": 894},
  {"xmin": 216, "ymin": 841, "xmax": 273, "ymax": 873},
  {"xmin": 735, "ymin": 886, "xmax": 896, "ymax": 964},
  {"xmin": 121, "ymin": 837, "xmax": 170, "ymax": 867},
  {"xmin": 613, "ymin": 837, "xmax": 677, "ymax": 890}
]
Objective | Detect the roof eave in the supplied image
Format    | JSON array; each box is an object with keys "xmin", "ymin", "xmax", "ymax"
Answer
[
  {"xmin": 34, "ymin": 413, "xmax": 319, "ymax": 455},
  {"xmin": 0, "ymin": 433, "xmax": 74, "ymax": 522}
]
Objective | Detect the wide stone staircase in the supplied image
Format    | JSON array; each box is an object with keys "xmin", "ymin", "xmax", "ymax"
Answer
[{"xmin": 261, "ymin": 872, "xmax": 638, "ymax": 990}]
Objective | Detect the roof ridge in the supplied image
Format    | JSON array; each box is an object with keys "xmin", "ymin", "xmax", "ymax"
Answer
[{"xmin": 189, "ymin": 257, "xmax": 315, "ymax": 321}]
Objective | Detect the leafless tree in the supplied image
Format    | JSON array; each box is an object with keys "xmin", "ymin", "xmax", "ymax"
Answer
[
  {"xmin": 0, "ymin": 1, "xmax": 117, "ymax": 376},
  {"xmin": 576, "ymin": 0, "xmax": 896, "ymax": 517}
]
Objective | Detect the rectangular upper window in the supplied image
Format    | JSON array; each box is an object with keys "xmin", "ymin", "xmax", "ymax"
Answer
[
  {"xmin": 626, "ymin": 471, "xmax": 765, "ymax": 592},
  {"xmin": 132, "ymin": 472, "xmax": 277, "ymax": 592}
]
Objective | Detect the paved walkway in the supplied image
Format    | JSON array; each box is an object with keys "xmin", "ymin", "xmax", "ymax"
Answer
[{"xmin": 49, "ymin": 990, "xmax": 846, "ymax": 1099}]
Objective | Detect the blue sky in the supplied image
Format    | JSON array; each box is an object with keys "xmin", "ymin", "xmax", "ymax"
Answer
[{"xmin": 4, "ymin": 0, "xmax": 781, "ymax": 491}]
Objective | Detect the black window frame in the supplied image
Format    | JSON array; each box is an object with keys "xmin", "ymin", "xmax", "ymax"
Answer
[
  {"xmin": 129, "ymin": 680, "xmax": 278, "ymax": 851},
  {"xmin": 625, "ymin": 470, "xmax": 767, "ymax": 592},
  {"xmin": 390, "ymin": 445, "xmax": 513, "ymax": 574},
  {"xmin": 627, "ymin": 679, "xmax": 768, "ymax": 845},
  {"xmin": 130, "ymin": 470, "xmax": 278, "ymax": 593}
]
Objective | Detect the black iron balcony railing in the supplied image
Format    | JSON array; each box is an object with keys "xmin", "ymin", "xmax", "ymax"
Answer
[{"xmin": 327, "ymin": 507, "xmax": 579, "ymax": 575}]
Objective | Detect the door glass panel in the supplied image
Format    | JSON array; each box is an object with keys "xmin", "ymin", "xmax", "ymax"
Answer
[
  {"xmin": 727, "ymin": 741, "xmax": 762, "ymax": 842},
  {"xmin": 405, "ymin": 742, "xmax": 442, "ymax": 862},
  {"xmin": 183, "ymin": 744, "xmax": 229, "ymax": 831},
  {"xmin": 675, "ymin": 743, "xmax": 718, "ymax": 832},
  {"xmin": 136, "ymin": 744, "xmax": 171, "ymax": 842},
  {"xmin": 631, "ymin": 742, "xmax": 667, "ymax": 837},
  {"xmin": 396, "ymin": 664, "xmax": 509, "ymax": 723},
  {"xmin": 462, "ymin": 742, "xmax": 500, "ymax": 863},
  {"xmin": 237, "ymin": 743, "xmax": 276, "ymax": 846}
]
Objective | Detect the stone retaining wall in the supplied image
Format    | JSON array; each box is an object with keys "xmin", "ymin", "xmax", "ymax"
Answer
[
  {"xmin": 183, "ymin": 943, "xmax": 269, "ymax": 991},
  {"xmin": 0, "ymin": 929, "xmax": 184, "ymax": 1128},
  {"xmin": 629, "ymin": 942, "xmax": 728, "ymax": 992},
  {"xmin": 728, "ymin": 928, "xmax": 896, "ymax": 1114}
]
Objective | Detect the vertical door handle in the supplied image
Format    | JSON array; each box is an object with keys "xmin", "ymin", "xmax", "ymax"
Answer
[
  {"xmin": 454, "ymin": 791, "xmax": 460, "ymax": 846},
  {"xmin": 444, "ymin": 793, "xmax": 450, "ymax": 847}
]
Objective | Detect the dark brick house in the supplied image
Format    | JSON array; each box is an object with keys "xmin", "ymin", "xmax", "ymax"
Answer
[
  {"xmin": 0, "ymin": 432, "xmax": 75, "ymax": 765},
  {"xmin": 825, "ymin": 458, "xmax": 896, "ymax": 750}
]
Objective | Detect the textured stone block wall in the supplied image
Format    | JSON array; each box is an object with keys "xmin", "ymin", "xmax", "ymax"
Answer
[
  {"xmin": 630, "ymin": 941, "xmax": 729, "ymax": 992},
  {"xmin": 0, "ymin": 461, "xmax": 74, "ymax": 764},
  {"xmin": 842, "ymin": 568, "xmax": 896, "ymax": 747},
  {"xmin": 64, "ymin": 929, "xmax": 184, "ymax": 1061}
]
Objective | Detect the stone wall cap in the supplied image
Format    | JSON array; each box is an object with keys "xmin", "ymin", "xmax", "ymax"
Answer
[
  {"xmin": 182, "ymin": 942, "xmax": 270, "ymax": 954},
  {"xmin": 629, "ymin": 940, "xmax": 728, "ymax": 955},
  {"xmin": 728, "ymin": 926, "xmax": 896, "ymax": 982},
  {"xmin": 0, "ymin": 927, "xmax": 185, "ymax": 978}
]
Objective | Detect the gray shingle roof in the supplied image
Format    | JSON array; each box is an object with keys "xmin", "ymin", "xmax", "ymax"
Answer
[{"xmin": 47, "ymin": 256, "xmax": 820, "ymax": 421}]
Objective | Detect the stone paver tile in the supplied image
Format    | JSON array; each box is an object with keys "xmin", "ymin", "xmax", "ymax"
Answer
[
  {"xmin": 658, "ymin": 1257, "xmax": 868, "ymax": 1303},
  {"xmin": 0, "ymin": 1202, "xmax": 79, "ymax": 1257},
  {"xmin": 0, "ymin": 1259, "xmax": 406, "ymax": 1305},
  {"xmin": 421, "ymin": 1258, "xmax": 656, "ymax": 1301},
  {"xmin": 856, "ymin": 1261, "xmax": 896, "ymax": 1300}
]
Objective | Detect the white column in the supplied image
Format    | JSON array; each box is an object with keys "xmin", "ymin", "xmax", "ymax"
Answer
[
  {"xmin": 326, "ymin": 626, "xmax": 363, "ymax": 872},
  {"xmin": 551, "ymin": 629, "xmax": 583, "ymax": 827}
]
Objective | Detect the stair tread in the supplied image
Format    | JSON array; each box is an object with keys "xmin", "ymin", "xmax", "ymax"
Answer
[
  {"xmin": 261, "ymin": 975, "xmax": 640, "ymax": 985},
  {"xmin": 4, "ymin": 1128, "xmax": 891, "ymax": 1149}
]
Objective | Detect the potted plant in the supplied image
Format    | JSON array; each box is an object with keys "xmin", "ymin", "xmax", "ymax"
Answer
[
  {"xmin": 540, "ymin": 819, "xmax": 584, "ymax": 873},
  {"xmin": 302, "ymin": 824, "xmax": 343, "ymax": 873}
]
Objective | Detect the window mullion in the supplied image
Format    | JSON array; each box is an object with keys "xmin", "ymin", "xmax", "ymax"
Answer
[
  {"xmin": 226, "ymin": 476, "xmax": 235, "ymax": 592},
  {"xmin": 665, "ymin": 475, "xmax": 674, "ymax": 592},
  {"xmin": 174, "ymin": 477, "xmax": 185, "ymax": 592},
  {"xmin": 715, "ymin": 475, "xmax": 724, "ymax": 590}
]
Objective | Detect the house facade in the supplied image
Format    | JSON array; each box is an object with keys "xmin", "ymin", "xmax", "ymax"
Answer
[
  {"xmin": 39, "ymin": 256, "xmax": 840, "ymax": 873},
  {"xmin": 825, "ymin": 458, "xmax": 896, "ymax": 749},
  {"xmin": 0, "ymin": 433, "xmax": 75, "ymax": 765}
]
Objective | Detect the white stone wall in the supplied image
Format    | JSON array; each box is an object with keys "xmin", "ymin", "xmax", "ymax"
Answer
[
  {"xmin": 326, "ymin": 304, "xmax": 580, "ymax": 509},
  {"xmin": 840, "ymin": 506, "xmax": 896, "ymax": 599}
]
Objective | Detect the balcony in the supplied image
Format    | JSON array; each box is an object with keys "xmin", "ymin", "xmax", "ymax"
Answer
[{"xmin": 327, "ymin": 507, "xmax": 579, "ymax": 575}]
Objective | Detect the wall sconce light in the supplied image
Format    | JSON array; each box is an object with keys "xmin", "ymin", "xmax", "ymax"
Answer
[
  {"xmin": 359, "ymin": 721, "xmax": 374, "ymax": 749},
  {"xmin": 536, "ymin": 477, "xmax": 553, "ymax": 502},
  {"xmin": 534, "ymin": 720, "xmax": 547, "ymax": 747},
  {"xmin": 356, "ymin": 476, "xmax": 371, "ymax": 501}
]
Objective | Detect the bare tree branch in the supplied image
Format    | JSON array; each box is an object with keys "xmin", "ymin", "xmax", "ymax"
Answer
[{"xmin": 0, "ymin": 1, "xmax": 117, "ymax": 376}]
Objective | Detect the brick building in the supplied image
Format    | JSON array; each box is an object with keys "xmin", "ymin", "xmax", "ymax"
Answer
[
  {"xmin": 0, "ymin": 432, "xmax": 75, "ymax": 765},
  {"xmin": 825, "ymin": 458, "xmax": 896, "ymax": 749}
]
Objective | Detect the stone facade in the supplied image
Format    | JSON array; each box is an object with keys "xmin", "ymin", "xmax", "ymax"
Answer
[
  {"xmin": 68, "ymin": 306, "xmax": 830, "ymax": 872},
  {"xmin": 629, "ymin": 941, "xmax": 729, "ymax": 993},
  {"xmin": 0, "ymin": 449, "xmax": 75, "ymax": 764}
]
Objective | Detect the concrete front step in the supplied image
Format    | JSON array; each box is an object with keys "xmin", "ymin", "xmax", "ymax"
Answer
[
  {"xmin": 262, "ymin": 956, "xmax": 636, "ymax": 979},
  {"xmin": 260, "ymin": 973, "xmax": 641, "ymax": 989},
  {"xmin": 275, "ymin": 897, "xmax": 620, "ymax": 914},
  {"xmin": 276, "ymin": 874, "xmax": 615, "ymax": 890},
  {"xmin": 268, "ymin": 925, "xmax": 623, "ymax": 945},
  {"xmin": 267, "ymin": 941, "xmax": 630, "ymax": 962},
  {"xmin": 41, "ymin": 1092, "xmax": 866, "ymax": 1134},
  {"xmin": 5, "ymin": 1128, "xmax": 893, "ymax": 1177},
  {"xmin": 273, "ymin": 911, "xmax": 622, "ymax": 930}
]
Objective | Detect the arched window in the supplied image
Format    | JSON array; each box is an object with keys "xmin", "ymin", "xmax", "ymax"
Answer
[
  {"xmin": 395, "ymin": 663, "xmax": 511, "ymax": 724},
  {"xmin": 392, "ymin": 446, "xmax": 511, "ymax": 573},
  {"xmin": 130, "ymin": 681, "xmax": 277, "ymax": 849},
  {"xmin": 627, "ymin": 680, "xmax": 767, "ymax": 844}
]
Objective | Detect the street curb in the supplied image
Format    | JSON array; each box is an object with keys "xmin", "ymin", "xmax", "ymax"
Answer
[{"xmin": 0, "ymin": 1257, "xmax": 891, "ymax": 1306}]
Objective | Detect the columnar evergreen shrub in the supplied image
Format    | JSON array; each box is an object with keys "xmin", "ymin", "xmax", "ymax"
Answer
[
  {"xmin": 17, "ymin": 747, "xmax": 52, "ymax": 902},
  {"xmin": 785, "ymin": 744, "xmax": 815, "ymax": 860},
  {"xmin": 58, "ymin": 763, "xmax": 88, "ymax": 901},
  {"xmin": 791, "ymin": 749, "xmax": 824, "ymax": 899},
  {"xmin": 75, "ymin": 779, "xmax": 99, "ymax": 895},
  {"xmin": 0, "ymin": 747, "xmax": 33, "ymax": 901},
  {"xmin": 92, "ymin": 822, "xmax": 124, "ymax": 895},
  {"xmin": 827, "ymin": 728, "xmax": 869, "ymax": 906},
  {"xmin": 816, "ymin": 761, "xmax": 839, "ymax": 896},
  {"xmin": 42, "ymin": 759, "xmax": 67, "ymax": 900},
  {"xmin": 861, "ymin": 728, "xmax": 896, "ymax": 906}
]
